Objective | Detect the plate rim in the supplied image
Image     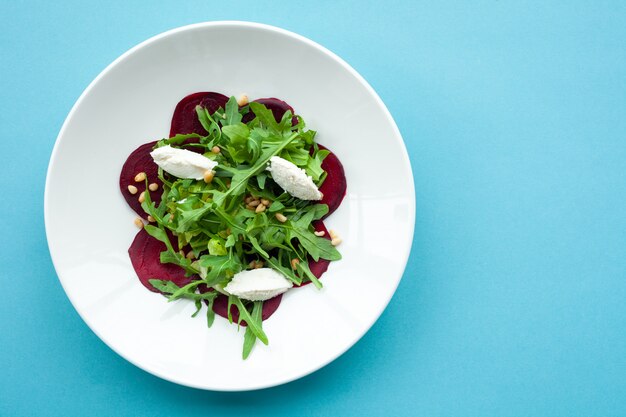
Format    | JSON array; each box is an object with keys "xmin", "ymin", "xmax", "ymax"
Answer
[{"xmin": 44, "ymin": 20, "xmax": 416, "ymax": 391}]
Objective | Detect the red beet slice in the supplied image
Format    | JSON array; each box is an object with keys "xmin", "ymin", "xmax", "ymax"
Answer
[
  {"xmin": 242, "ymin": 97, "xmax": 298, "ymax": 125},
  {"xmin": 169, "ymin": 92, "xmax": 229, "ymax": 137},
  {"xmin": 318, "ymin": 144, "xmax": 347, "ymax": 218},
  {"xmin": 197, "ymin": 285, "xmax": 283, "ymax": 325},
  {"xmin": 213, "ymin": 294, "xmax": 283, "ymax": 326},
  {"xmin": 128, "ymin": 228, "xmax": 196, "ymax": 293},
  {"xmin": 120, "ymin": 141, "xmax": 161, "ymax": 219}
]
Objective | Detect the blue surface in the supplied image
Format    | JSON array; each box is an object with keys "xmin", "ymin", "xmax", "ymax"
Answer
[{"xmin": 2, "ymin": 1, "xmax": 626, "ymax": 416}]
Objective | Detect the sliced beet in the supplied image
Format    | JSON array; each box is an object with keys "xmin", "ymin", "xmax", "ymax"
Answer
[
  {"xmin": 242, "ymin": 97, "xmax": 298, "ymax": 125},
  {"xmin": 213, "ymin": 294, "xmax": 283, "ymax": 326},
  {"xmin": 120, "ymin": 141, "xmax": 161, "ymax": 219},
  {"xmin": 318, "ymin": 144, "xmax": 347, "ymax": 218},
  {"xmin": 169, "ymin": 92, "xmax": 229, "ymax": 137},
  {"xmin": 128, "ymin": 228, "xmax": 196, "ymax": 293},
  {"xmin": 197, "ymin": 285, "xmax": 283, "ymax": 325}
]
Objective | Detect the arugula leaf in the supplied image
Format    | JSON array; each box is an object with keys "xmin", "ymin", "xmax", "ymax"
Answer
[
  {"xmin": 306, "ymin": 149, "xmax": 330, "ymax": 181},
  {"xmin": 192, "ymin": 299, "xmax": 202, "ymax": 317},
  {"xmin": 242, "ymin": 301, "xmax": 263, "ymax": 359},
  {"xmin": 149, "ymin": 279, "xmax": 181, "ymax": 294},
  {"xmin": 249, "ymin": 102, "xmax": 279, "ymax": 133},
  {"xmin": 206, "ymin": 297, "xmax": 216, "ymax": 327},
  {"xmin": 286, "ymin": 225, "xmax": 341, "ymax": 262},
  {"xmin": 208, "ymin": 238, "xmax": 227, "ymax": 256},
  {"xmin": 197, "ymin": 253, "xmax": 242, "ymax": 285},
  {"xmin": 230, "ymin": 296, "xmax": 268, "ymax": 345},
  {"xmin": 224, "ymin": 96, "xmax": 242, "ymax": 126},
  {"xmin": 164, "ymin": 133, "xmax": 203, "ymax": 146}
]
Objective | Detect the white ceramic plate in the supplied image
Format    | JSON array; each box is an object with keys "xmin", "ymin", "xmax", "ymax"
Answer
[{"xmin": 45, "ymin": 21, "xmax": 414, "ymax": 391}]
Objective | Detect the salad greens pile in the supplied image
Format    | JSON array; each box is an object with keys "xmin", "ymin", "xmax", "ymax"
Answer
[{"xmin": 139, "ymin": 97, "xmax": 341, "ymax": 358}]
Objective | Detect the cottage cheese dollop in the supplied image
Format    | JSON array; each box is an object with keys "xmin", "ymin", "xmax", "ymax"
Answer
[
  {"xmin": 224, "ymin": 268, "xmax": 293, "ymax": 301},
  {"xmin": 267, "ymin": 156, "xmax": 322, "ymax": 200},
  {"xmin": 150, "ymin": 145, "xmax": 217, "ymax": 180}
]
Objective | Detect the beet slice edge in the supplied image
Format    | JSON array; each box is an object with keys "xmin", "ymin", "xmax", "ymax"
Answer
[
  {"xmin": 169, "ymin": 92, "xmax": 229, "ymax": 137},
  {"xmin": 119, "ymin": 141, "xmax": 162, "ymax": 219},
  {"xmin": 128, "ymin": 228, "xmax": 196, "ymax": 293}
]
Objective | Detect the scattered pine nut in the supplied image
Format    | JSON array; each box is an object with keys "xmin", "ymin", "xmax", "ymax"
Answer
[
  {"xmin": 249, "ymin": 260, "xmax": 263, "ymax": 269},
  {"xmin": 203, "ymin": 170, "xmax": 214, "ymax": 183},
  {"xmin": 148, "ymin": 182, "xmax": 159, "ymax": 192},
  {"xmin": 138, "ymin": 191, "xmax": 146, "ymax": 204},
  {"xmin": 291, "ymin": 258, "xmax": 300, "ymax": 270},
  {"xmin": 248, "ymin": 200, "xmax": 260, "ymax": 207},
  {"xmin": 134, "ymin": 172, "xmax": 146, "ymax": 182},
  {"xmin": 260, "ymin": 198, "xmax": 270, "ymax": 206},
  {"xmin": 186, "ymin": 251, "xmax": 195, "ymax": 260},
  {"xmin": 147, "ymin": 215, "xmax": 156, "ymax": 223},
  {"xmin": 314, "ymin": 230, "xmax": 326, "ymax": 237},
  {"xmin": 133, "ymin": 217, "xmax": 144, "ymax": 229},
  {"xmin": 211, "ymin": 146, "xmax": 221, "ymax": 154},
  {"xmin": 244, "ymin": 196, "xmax": 253, "ymax": 204},
  {"xmin": 237, "ymin": 94, "xmax": 249, "ymax": 106},
  {"xmin": 275, "ymin": 213, "xmax": 287, "ymax": 223},
  {"xmin": 127, "ymin": 185, "xmax": 138, "ymax": 195},
  {"xmin": 255, "ymin": 203, "xmax": 266, "ymax": 213},
  {"xmin": 329, "ymin": 229, "xmax": 341, "ymax": 246}
]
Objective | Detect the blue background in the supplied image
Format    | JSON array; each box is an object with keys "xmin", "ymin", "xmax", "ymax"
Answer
[{"xmin": 2, "ymin": 1, "xmax": 625, "ymax": 416}]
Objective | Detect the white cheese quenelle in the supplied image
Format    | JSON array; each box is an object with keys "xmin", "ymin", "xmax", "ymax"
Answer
[
  {"xmin": 224, "ymin": 268, "xmax": 293, "ymax": 301},
  {"xmin": 267, "ymin": 156, "xmax": 322, "ymax": 200},
  {"xmin": 150, "ymin": 145, "xmax": 217, "ymax": 180}
]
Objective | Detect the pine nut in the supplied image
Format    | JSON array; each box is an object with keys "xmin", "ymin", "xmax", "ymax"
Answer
[
  {"xmin": 255, "ymin": 203, "xmax": 266, "ymax": 213},
  {"xmin": 244, "ymin": 196, "xmax": 253, "ymax": 204},
  {"xmin": 275, "ymin": 213, "xmax": 287, "ymax": 223},
  {"xmin": 291, "ymin": 258, "xmax": 300, "ymax": 270},
  {"xmin": 260, "ymin": 198, "xmax": 270, "ymax": 206},
  {"xmin": 186, "ymin": 251, "xmax": 195, "ymax": 260},
  {"xmin": 203, "ymin": 170, "xmax": 214, "ymax": 183},
  {"xmin": 138, "ymin": 191, "xmax": 146, "ymax": 204},
  {"xmin": 255, "ymin": 261, "xmax": 264, "ymax": 269},
  {"xmin": 314, "ymin": 230, "xmax": 325, "ymax": 237},
  {"xmin": 148, "ymin": 182, "xmax": 159, "ymax": 192},
  {"xmin": 237, "ymin": 94, "xmax": 249, "ymax": 106},
  {"xmin": 134, "ymin": 172, "xmax": 146, "ymax": 182},
  {"xmin": 331, "ymin": 237, "xmax": 342, "ymax": 246},
  {"xmin": 133, "ymin": 217, "xmax": 144, "ymax": 229},
  {"xmin": 211, "ymin": 146, "xmax": 221, "ymax": 154},
  {"xmin": 127, "ymin": 185, "xmax": 138, "ymax": 194},
  {"xmin": 248, "ymin": 200, "xmax": 260, "ymax": 207},
  {"xmin": 147, "ymin": 215, "xmax": 156, "ymax": 223},
  {"xmin": 329, "ymin": 229, "xmax": 338, "ymax": 239}
]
